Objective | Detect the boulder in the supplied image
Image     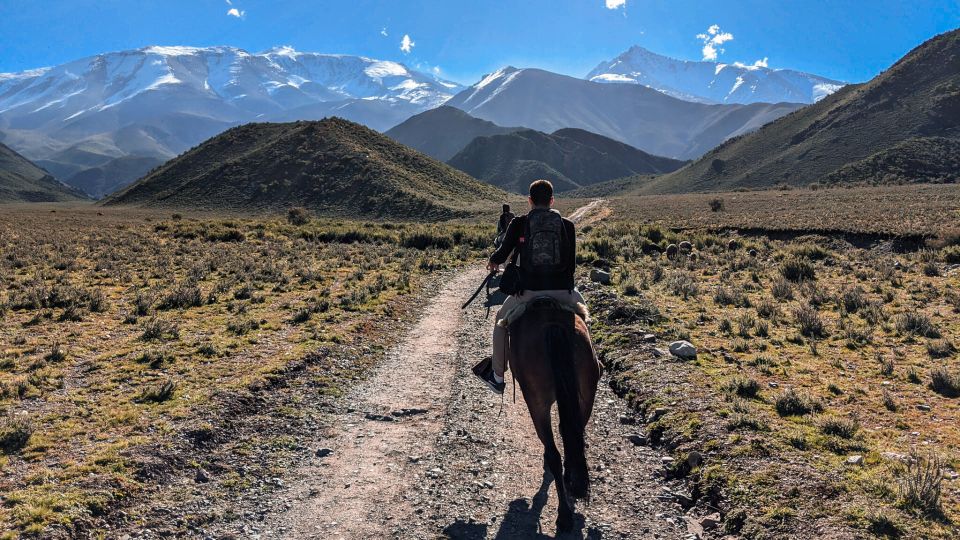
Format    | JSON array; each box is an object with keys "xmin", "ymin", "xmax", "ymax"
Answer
[
  {"xmin": 679, "ymin": 241, "xmax": 693, "ymax": 252},
  {"xmin": 590, "ymin": 268, "xmax": 611, "ymax": 285},
  {"xmin": 727, "ymin": 239, "xmax": 740, "ymax": 251},
  {"xmin": 627, "ymin": 433, "xmax": 648, "ymax": 446},
  {"xmin": 686, "ymin": 451, "xmax": 703, "ymax": 468},
  {"xmin": 665, "ymin": 244, "xmax": 679, "ymax": 259},
  {"xmin": 669, "ymin": 340, "xmax": 697, "ymax": 359},
  {"xmin": 846, "ymin": 455, "xmax": 864, "ymax": 466}
]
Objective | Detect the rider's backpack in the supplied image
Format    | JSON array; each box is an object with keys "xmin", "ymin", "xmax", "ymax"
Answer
[{"xmin": 520, "ymin": 208, "xmax": 569, "ymax": 281}]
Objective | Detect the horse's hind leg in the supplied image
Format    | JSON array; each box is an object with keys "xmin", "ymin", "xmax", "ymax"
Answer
[{"xmin": 528, "ymin": 402, "xmax": 574, "ymax": 532}]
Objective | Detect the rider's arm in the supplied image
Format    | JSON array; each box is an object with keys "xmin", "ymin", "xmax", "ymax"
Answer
[{"xmin": 489, "ymin": 217, "xmax": 522, "ymax": 265}]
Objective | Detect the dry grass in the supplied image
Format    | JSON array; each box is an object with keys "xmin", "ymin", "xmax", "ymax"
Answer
[
  {"xmin": 0, "ymin": 205, "xmax": 491, "ymax": 536},
  {"xmin": 582, "ymin": 205, "xmax": 960, "ymax": 538}
]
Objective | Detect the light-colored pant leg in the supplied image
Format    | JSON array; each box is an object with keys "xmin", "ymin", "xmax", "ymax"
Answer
[{"xmin": 491, "ymin": 289, "xmax": 585, "ymax": 376}]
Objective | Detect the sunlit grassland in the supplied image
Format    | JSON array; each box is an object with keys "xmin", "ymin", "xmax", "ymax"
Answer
[{"xmin": 0, "ymin": 206, "xmax": 492, "ymax": 536}]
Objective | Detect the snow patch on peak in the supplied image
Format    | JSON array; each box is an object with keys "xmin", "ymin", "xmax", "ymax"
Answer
[
  {"xmin": 266, "ymin": 45, "xmax": 299, "ymax": 58},
  {"xmin": 476, "ymin": 67, "xmax": 519, "ymax": 90},
  {"xmin": 142, "ymin": 46, "xmax": 205, "ymax": 56},
  {"xmin": 365, "ymin": 61, "xmax": 409, "ymax": 79}
]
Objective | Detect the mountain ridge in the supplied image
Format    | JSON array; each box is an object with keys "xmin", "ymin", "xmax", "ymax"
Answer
[
  {"xmin": 103, "ymin": 117, "xmax": 506, "ymax": 218},
  {"xmin": 623, "ymin": 29, "xmax": 960, "ymax": 194},
  {"xmin": 445, "ymin": 67, "xmax": 804, "ymax": 160},
  {"xmin": 0, "ymin": 45, "xmax": 462, "ymax": 196},
  {"xmin": 586, "ymin": 45, "xmax": 845, "ymax": 105}
]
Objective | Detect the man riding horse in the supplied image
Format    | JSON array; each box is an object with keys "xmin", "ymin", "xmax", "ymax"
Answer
[
  {"xmin": 475, "ymin": 179, "xmax": 600, "ymax": 532},
  {"xmin": 479, "ymin": 180, "xmax": 585, "ymax": 393}
]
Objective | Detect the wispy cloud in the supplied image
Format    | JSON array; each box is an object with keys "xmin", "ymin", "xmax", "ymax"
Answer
[
  {"xmin": 605, "ymin": 0, "xmax": 626, "ymax": 9},
  {"xmin": 696, "ymin": 24, "xmax": 733, "ymax": 61},
  {"xmin": 400, "ymin": 34, "xmax": 415, "ymax": 54},
  {"xmin": 380, "ymin": 27, "xmax": 388, "ymax": 37},
  {"xmin": 226, "ymin": 7, "xmax": 245, "ymax": 18}
]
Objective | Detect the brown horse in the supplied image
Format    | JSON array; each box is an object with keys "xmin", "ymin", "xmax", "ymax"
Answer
[{"xmin": 508, "ymin": 298, "xmax": 600, "ymax": 532}]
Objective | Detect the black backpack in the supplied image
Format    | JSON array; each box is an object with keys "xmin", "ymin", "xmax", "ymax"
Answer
[{"xmin": 520, "ymin": 208, "xmax": 569, "ymax": 278}]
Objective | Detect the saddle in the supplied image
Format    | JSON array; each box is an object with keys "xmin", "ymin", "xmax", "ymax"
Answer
[{"xmin": 496, "ymin": 296, "xmax": 589, "ymax": 329}]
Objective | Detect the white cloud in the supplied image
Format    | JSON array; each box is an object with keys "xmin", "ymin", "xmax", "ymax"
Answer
[
  {"xmin": 227, "ymin": 7, "xmax": 244, "ymax": 18},
  {"xmin": 696, "ymin": 24, "xmax": 734, "ymax": 61},
  {"xmin": 605, "ymin": 0, "xmax": 626, "ymax": 8},
  {"xmin": 432, "ymin": 66, "xmax": 441, "ymax": 74},
  {"xmin": 225, "ymin": 0, "xmax": 232, "ymax": 4},
  {"xmin": 753, "ymin": 57, "xmax": 768, "ymax": 68},
  {"xmin": 400, "ymin": 34, "xmax": 415, "ymax": 54},
  {"xmin": 380, "ymin": 27, "xmax": 388, "ymax": 37}
]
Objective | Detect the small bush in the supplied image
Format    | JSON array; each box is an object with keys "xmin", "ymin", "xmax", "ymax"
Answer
[
  {"xmin": 0, "ymin": 413, "xmax": 33, "ymax": 454},
  {"xmin": 44, "ymin": 343, "xmax": 67, "ymax": 363},
  {"xmin": 159, "ymin": 282, "xmax": 203, "ymax": 310},
  {"xmin": 794, "ymin": 304, "xmax": 827, "ymax": 338},
  {"xmin": 725, "ymin": 376, "xmax": 761, "ymax": 398},
  {"xmin": 818, "ymin": 415, "xmax": 859, "ymax": 439},
  {"xmin": 136, "ymin": 350, "xmax": 172, "ymax": 369},
  {"xmin": 780, "ymin": 258, "xmax": 816, "ymax": 282},
  {"xmin": 929, "ymin": 367, "xmax": 960, "ymax": 397},
  {"xmin": 137, "ymin": 380, "xmax": 177, "ymax": 403},
  {"xmin": 926, "ymin": 339, "xmax": 954, "ymax": 358},
  {"xmin": 895, "ymin": 311, "xmax": 940, "ymax": 338},
  {"xmin": 755, "ymin": 297, "xmax": 780, "ymax": 320},
  {"xmin": 140, "ymin": 318, "xmax": 180, "ymax": 341},
  {"xmin": 227, "ymin": 318, "xmax": 260, "ymax": 335},
  {"xmin": 899, "ymin": 451, "xmax": 943, "ymax": 516},
  {"xmin": 287, "ymin": 207, "xmax": 311, "ymax": 225},
  {"xmin": 771, "ymin": 277, "xmax": 794, "ymax": 301},
  {"xmin": 709, "ymin": 198, "xmax": 724, "ymax": 212},
  {"xmin": 841, "ymin": 286, "xmax": 868, "ymax": 313},
  {"xmin": 775, "ymin": 388, "xmax": 822, "ymax": 416}
]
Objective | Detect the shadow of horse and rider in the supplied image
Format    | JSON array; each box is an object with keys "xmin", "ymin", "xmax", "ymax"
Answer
[{"xmin": 456, "ymin": 274, "xmax": 604, "ymax": 539}]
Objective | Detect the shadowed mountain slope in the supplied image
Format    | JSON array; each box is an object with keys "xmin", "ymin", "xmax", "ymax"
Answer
[
  {"xmin": 104, "ymin": 118, "xmax": 506, "ymax": 218},
  {"xmin": 0, "ymin": 141, "xmax": 88, "ymax": 202},
  {"xmin": 633, "ymin": 29, "xmax": 960, "ymax": 194},
  {"xmin": 447, "ymin": 127, "xmax": 686, "ymax": 193},
  {"xmin": 385, "ymin": 106, "xmax": 521, "ymax": 161}
]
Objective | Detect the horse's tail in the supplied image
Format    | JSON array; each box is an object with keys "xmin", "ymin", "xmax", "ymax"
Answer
[{"xmin": 546, "ymin": 324, "xmax": 590, "ymax": 500}]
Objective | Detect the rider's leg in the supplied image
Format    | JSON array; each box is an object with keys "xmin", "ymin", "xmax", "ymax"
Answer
[{"xmin": 492, "ymin": 294, "xmax": 519, "ymax": 380}]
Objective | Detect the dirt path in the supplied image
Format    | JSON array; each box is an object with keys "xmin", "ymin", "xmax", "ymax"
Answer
[{"xmin": 260, "ymin": 202, "xmax": 688, "ymax": 539}]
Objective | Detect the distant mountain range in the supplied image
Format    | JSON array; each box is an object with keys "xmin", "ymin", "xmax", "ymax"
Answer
[
  {"xmin": 445, "ymin": 67, "xmax": 803, "ymax": 160},
  {"xmin": 447, "ymin": 126, "xmax": 685, "ymax": 193},
  {"xmin": 105, "ymin": 118, "xmax": 505, "ymax": 218},
  {"xmin": 609, "ymin": 29, "xmax": 960, "ymax": 194},
  {"xmin": 0, "ymin": 141, "xmax": 87, "ymax": 202},
  {"xmin": 0, "ymin": 46, "xmax": 461, "ymax": 197},
  {"xmin": 385, "ymin": 106, "xmax": 521, "ymax": 161},
  {"xmin": 587, "ymin": 45, "xmax": 845, "ymax": 105}
]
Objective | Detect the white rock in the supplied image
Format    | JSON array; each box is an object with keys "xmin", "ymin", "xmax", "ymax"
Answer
[{"xmin": 668, "ymin": 340, "xmax": 697, "ymax": 359}]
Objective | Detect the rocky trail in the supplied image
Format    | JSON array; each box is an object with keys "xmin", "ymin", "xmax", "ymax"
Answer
[{"xmin": 238, "ymin": 201, "xmax": 695, "ymax": 539}]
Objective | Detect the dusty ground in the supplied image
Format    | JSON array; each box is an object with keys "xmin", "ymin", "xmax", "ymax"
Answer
[{"xmin": 222, "ymin": 261, "xmax": 694, "ymax": 540}]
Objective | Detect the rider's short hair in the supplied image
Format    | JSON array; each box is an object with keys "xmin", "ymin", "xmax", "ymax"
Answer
[
  {"xmin": 502, "ymin": 204, "xmax": 510, "ymax": 213},
  {"xmin": 529, "ymin": 180, "xmax": 553, "ymax": 206}
]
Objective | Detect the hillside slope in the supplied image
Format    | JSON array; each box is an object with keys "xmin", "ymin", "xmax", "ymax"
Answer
[
  {"xmin": 104, "ymin": 118, "xmax": 506, "ymax": 218},
  {"xmin": 448, "ymin": 128, "xmax": 685, "ymax": 193},
  {"xmin": 636, "ymin": 29, "xmax": 960, "ymax": 194},
  {"xmin": 385, "ymin": 106, "xmax": 521, "ymax": 161},
  {"xmin": 445, "ymin": 67, "xmax": 803, "ymax": 160},
  {"xmin": 0, "ymin": 141, "xmax": 87, "ymax": 202}
]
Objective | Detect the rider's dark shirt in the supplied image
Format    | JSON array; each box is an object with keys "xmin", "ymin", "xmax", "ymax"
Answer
[
  {"xmin": 497, "ymin": 212, "xmax": 515, "ymax": 235},
  {"xmin": 489, "ymin": 211, "xmax": 576, "ymax": 291}
]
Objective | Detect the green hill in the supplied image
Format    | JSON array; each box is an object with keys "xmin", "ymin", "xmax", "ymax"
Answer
[
  {"xmin": 447, "ymin": 128, "xmax": 685, "ymax": 193},
  {"xmin": 0, "ymin": 141, "xmax": 88, "ymax": 202},
  {"xmin": 630, "ymin": 28, "xmax": 960, "ymax": 194},
  {"xmin": 103, "ymin": 118, "xmax": 508, "ymax": 219}
]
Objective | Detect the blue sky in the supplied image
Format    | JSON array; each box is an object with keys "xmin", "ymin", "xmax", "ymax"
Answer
[{"xmin": 0, "ymin": 0, "xmax": 957, "ymax": 84}]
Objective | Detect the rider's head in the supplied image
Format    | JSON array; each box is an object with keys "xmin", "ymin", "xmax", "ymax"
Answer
[
  {"xmin": 528, "ymin": 179, "xmax": 554, "ymax": 209},
  {"xmin": 502, "ymin": 203, "xmax": 511, "ymax": 213}
]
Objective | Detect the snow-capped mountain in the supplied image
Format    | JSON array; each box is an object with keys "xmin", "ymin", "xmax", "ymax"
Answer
[
  {"xmin": 586, "ymin": 45, "xmax": 845, "ymax": 105},
  {"xmin": 0, "ymin": 45, "xmax": 461, "ymax": 196},
  {"xmin": 445, "ymin": 66, "xmax": 803, "ymax": 160}
]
